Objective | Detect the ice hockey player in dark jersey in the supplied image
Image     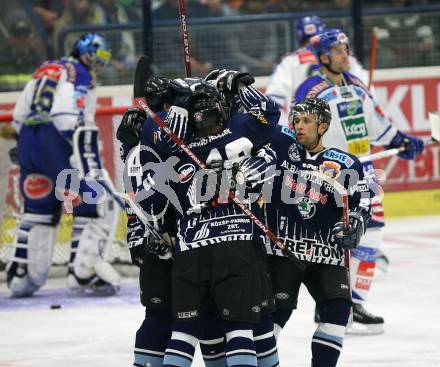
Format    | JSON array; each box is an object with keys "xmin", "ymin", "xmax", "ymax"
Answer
[
  {"xmin": 136, "ymin": 71, "xmax": 280, "ymax": 367},
  {"xmin": 264, "ymin": 97, "xmax": 371, "ymax": 367},
  {"xmin": 117, "ymin": 76, "xmax": 176, "ymax": 367},
  {"xmin": 118, "ymin": 77, "xmax": 231, "ymax": 367}
]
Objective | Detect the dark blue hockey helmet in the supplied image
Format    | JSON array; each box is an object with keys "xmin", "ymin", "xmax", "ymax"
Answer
[
  {"xmin": 187, "ymin": 78, "xmax": 226, "ymax": 137},
  {"xmin": 295, "ymin": 15, "xmax": 326, "ymax": 44},
  {"xmin": 310, "ymin": 28, "xmax": 349, "ymax": 62},
  {"xmin": 289, "ymin": 97, "xmax": 331, "ymax": 127}
]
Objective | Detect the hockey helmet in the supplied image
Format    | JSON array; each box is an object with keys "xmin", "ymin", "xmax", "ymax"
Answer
[
  {"xmin": 187, "ymin": 78, "xmax": 226, "ymax": 136},
  {"xmin": 310, "ymin": 28, "xmax": 349, "ymax": 61},
  {"xmin": 71, "ymin": 33, "xmax": 111, "ymax": 68},
  {"xmin": 289, "ymin": 97, "xmax": 331, "ymax": 127},
  {"xmin": 295, "ymin": 15, "xmax": 326, "ymax": 44},
  {"xmin": 144, "ymin": 76, "xmax": 173, "ymax": 113}
]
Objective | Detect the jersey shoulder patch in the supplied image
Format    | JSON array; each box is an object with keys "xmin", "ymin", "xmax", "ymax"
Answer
[
  {"xmin": 295, "ymin": 76, "xmax": 330, "ymax": 103},
  {"xmin": 296, "ymin": 47, "xmax": 317, "ymax": 64},
  {"xmin": 322, "ymin": 149, "xmax": 356, "ymax": 168},
  {"xmin": 61, "ymin": 58, "xmax": 94, "ymax": 89},
  {"xmin": 345, "ymin": 72, "xmax": 369, "ymax": 93},
  {"xmin": 280, "ymin": 126, "xmax": 296, "ymax": 139}
]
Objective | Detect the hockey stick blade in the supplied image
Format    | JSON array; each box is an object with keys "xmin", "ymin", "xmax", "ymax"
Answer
[
  {"xmin": 133, "ymin": 55, "xmax": 150, "ymax": 99},
  {"xmin": 136, "ymin": 99, "xmax": 306, "ymax": 271}
]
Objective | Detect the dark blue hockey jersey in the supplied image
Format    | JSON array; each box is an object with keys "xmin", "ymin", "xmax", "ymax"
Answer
[
  {"xmin": 136, "ymin": 85, "xmax": 280, "ymax": 253},
  {"xmin": 264, "ymin": 126, "xmax": 371, "ymax": 266}
]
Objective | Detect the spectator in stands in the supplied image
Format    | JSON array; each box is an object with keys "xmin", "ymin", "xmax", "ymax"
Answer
[
  {"xmin": 191, "ymin": 0, "xmax": 233, "ymax": 18},
  {"xmin": 0, "ymin": 10, "xmax": 44, "ymax": 92},
  {"xmin": 370, "ymin": 0, "xmax": 438, "ymax": 67},
  {"xmin": 225, "ymin": 0, "xmax": 243, "ymax": 15},
  {"xmin": 120, "ymin": 0, "xmax": 141, "ymax": 22},
  {"xmin": 153, "ymin": 0, "xmax": 212, "ymax": 76},
  {"xmin": 53, "ymin": 0, "xmax": 100, "ymax": 57},
  {"xmin": 94, "ymin": 0, "xmax": 137, "ymax": 80},
  {"xmin": 225, "ymin": 0, "xmax": 278, "ymax": 75},
  {"xmin": 29, "ymin": 0, "xmax": 64, "ymax": 36}
]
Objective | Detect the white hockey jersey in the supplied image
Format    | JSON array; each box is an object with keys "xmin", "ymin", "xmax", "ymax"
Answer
[
  {"xmin": 13, "ymin": 58, "xmax": 97, "ymax": 139},
  {"xmin": 265, "ymin": 47, "xmax": 368, "ymax": 125}
]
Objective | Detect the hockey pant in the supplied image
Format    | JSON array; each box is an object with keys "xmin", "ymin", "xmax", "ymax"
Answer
[{"xmin": 350, "ymin": 227, "xmax": 382, "ymax": 304}]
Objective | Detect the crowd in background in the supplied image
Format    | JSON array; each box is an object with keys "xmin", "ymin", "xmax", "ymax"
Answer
[{"xmin": 0, "ymin": 0, "xmax": 439, "ymax": 91}]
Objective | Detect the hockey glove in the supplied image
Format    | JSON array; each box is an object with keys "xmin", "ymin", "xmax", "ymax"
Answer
[
  {"xmin": 168, "ymin": 78, "xmax": 193, "ymax": 110},
  {"xmin": 117, "ymin": 107, "xmax": 147, "ymax": 145},
  {"xmin": 144, "ymin": 232, "xmax": 173, "ymax": 260},
  {"xmin": 213, "ymin": 70, "xmax": 255, "ymax": 95},
  {"xmin": 144, "ymin": 76, "xmax": 173, "ymax": 112},
  {"xmin": 332, "ymin": 210, "xmax": 367, "ymax": 250},
  {"xmin": 387, "ymin": 130, "xmax": 424, "ymax": 160}
]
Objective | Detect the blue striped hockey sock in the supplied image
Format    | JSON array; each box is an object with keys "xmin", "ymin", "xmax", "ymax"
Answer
[
  {"xmin": 163, "ymin": 320, "xmax": 199, "ymax": 367},
  {"xmin": 311, "ymin": 299, "xmax": 350, "ymax": 367},
  {"xmin": 223, "ymin": 321, "xmax": 257, "ymax": 367},
  {"xmin": 133, "ymin": 311, "xmax": 173, "ymax": 367},
  {"xmin": 254, "ymin": 314, "xmax": 279, "ymax": 367}
]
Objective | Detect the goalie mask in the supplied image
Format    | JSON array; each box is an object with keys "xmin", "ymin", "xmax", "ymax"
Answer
[
  {"xmin": 189, "ymin": 80, "xmax": 226, "ymax": 137},
  {"xmin": 71, "ymin": 33, "xmax": 111, "ymax": 72}
]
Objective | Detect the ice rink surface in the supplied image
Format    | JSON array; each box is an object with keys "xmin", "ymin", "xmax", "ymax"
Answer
[{"xmin": 1, "ymin": 215, "xmax": 439, "ymax": 367}]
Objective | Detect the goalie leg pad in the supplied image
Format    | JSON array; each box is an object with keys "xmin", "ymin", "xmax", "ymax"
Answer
[
  {"xmin": 7, "ymin": 213, "xmax": 57, "ymax": 297},
  {"xmin": 68, "ymin": 216, "xmax": 120, "ymax": 295},
  {"xmin": 350, "ymin": 227, "xmax": 382, "ymax": 303}
]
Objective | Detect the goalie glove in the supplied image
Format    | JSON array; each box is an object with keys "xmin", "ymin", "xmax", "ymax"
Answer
[
  {"xmin": 332, "ymin": 209, "xmax": 368, "ymax": 250},
  {"xmin": 117, "ymin": 107, "xmax": 147, "ymax": 145}
]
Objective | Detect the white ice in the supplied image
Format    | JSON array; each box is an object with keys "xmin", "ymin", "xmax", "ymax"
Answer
[{"xmin": 1, "ymin": 215, "xmax": 439, "ymax": 367}]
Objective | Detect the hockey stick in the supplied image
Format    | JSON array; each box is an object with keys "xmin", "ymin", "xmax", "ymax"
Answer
[
  {"xmin": 132, "ymin": 58, "xmax": 305, "ymax": 270},
  {"xmin": 368, "ymin": 28, "xmax": 378, "ymax": 90},
  {"xmin": 72, "ymin": 126, "xmax": 125, "ymax": 209},
  {"xmin": 114, "ymin": 191, "xmax": 164, "ymax": 243},
  {"xmin": 307, "ymin": 170, "xmax": 352, "ymax": 299},
  {"xmin": 178, "ymin": 0, "xmax": 192, "ymax": 77},
  {"xmin": 359, "ymin": 112, "xmax": 440, "ymax": 163}
]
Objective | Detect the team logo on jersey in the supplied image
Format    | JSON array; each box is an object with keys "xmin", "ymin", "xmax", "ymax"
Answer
[
  {"xmin": 192, "ymin": 222, "xmax": 210, "ymax": 241},
  {"xmin": 341, "ymin": 118, "xmax": 368, "ymax": 140},
  {"xmin": 319, "ymin": 160, "xmax": 341, "ymax": 179},
  {"xmin": 323, "ymin": 150, "xmax": 354, "ymax": 168},
  {"xmin": 297, "ymin": 196, "xmax": 316, "ymax": 219},
  {"xmin": 337, "ymin": 100, "xmax": 362, "ymax": 118},
  {"xmin": 178, "ymin": 163, "xmax": 196, "ymax": 183},
  {"xmin": 288, "ymin": 143, "xmax": 301, "ymax": 161},
  {"xmin": 23, "ymin": 174, "xmax": 53, "ymax": 199},
  {"xmin": 194, "ymin": 111, "xmax": 203, "ymax": 123}
]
